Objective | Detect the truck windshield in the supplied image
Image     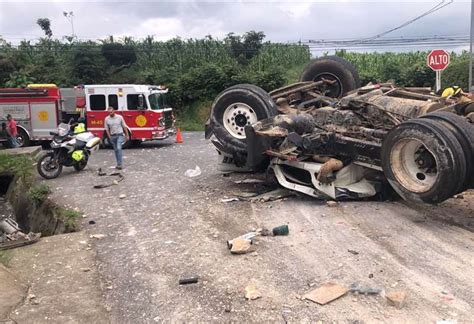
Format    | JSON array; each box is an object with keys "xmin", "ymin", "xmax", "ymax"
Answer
[{"xmin": 148, "ymin": 93, "xmax": 168, "ymax": 110}]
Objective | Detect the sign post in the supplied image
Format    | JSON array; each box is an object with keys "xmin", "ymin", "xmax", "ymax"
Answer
[{"xmin": 427, "ymin": 49, "xmax": 450, "ymax": 92}]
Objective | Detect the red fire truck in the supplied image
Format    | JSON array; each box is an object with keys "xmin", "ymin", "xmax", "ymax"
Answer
[
  {"xmin": 84, "ymin": 84, "xmax": 175, "ymax": 146},
  {"xmin": 0, "ymin": 84, "xmax": 175, "ymax": 147}
]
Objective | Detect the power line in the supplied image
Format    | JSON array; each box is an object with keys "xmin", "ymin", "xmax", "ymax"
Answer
[{"xmin": 353, "ymin": 0, "xmax": 453, "ymax": 42}]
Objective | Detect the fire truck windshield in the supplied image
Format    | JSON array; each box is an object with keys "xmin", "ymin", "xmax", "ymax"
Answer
[{"xmin": 148, "ymin": 93, "xmax": 167, "ymax": 110}]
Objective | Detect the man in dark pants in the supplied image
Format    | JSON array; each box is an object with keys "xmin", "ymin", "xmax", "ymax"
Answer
[
  {"xmin": 104, "ymin": 107, "xmax": 129, "ymax": 170},
  {"xmin": 6, "ymin": 114, "xmax": 20, "ymax": 148}
]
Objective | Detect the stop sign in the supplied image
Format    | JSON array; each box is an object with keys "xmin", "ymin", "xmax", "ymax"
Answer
[{"xmin": 427, "ymin": 49, "xmax": 450, "ymax": 71}]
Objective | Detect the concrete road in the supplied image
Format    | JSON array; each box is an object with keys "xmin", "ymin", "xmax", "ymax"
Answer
[{"xmin": 41, "ymin": 132, "xmax": 473, "ymax": 322}]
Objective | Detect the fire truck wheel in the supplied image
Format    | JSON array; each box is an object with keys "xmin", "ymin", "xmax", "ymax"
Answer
[
  {"xmin": 209, "ymin": 84, "xmax": 278, "ymax": 164},
  {"xmin": 300, "ymin": 56, "xmax": 358, "ymax": 97},
  {"xmin": 16, "ymin": 128, "xmax": 30, "ymax": 147},
  {"xmin": 421, "ymin": 112, "xmax": 474, "ymax": 190},
  {"xmin": 381, "ymin": 118, "xmax": 467, "ymax": 204},
  {"xmin": 37, "ymin": 152, "xmax": 63, "ymax": 179}
]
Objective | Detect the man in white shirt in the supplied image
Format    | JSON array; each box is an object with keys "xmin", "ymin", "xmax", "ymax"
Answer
[{"xmin": 104, "ymin": 107, "xmax": 129, "ymax": 170}]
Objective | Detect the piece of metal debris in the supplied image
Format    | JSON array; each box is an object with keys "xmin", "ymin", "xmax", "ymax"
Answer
[
  {"xmin": 234, "ymin": 179, "xmax": 266, "ymax": 184},
  {"xmin": 303, "ymin": 282, "xmax": 348, "ymax": 305},
  {"xmin": 179, "ymin": 276, "xmax": 199, "ymax": 285}
]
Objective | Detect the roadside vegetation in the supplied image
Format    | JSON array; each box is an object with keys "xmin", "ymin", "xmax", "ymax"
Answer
[
  {"xmin": 0, "ymin": 17, "xmax": 469, "ymax": 130},
  {"xmin": 0, "ymin": 250, "xmax": 13, "ymax": 267},
  {"xmin": 27, "ymin": 183, "xmax": 51, "ymax": 205},
  {"xmin": 0, "ymin": 154, "xmax": 34, "ymax": 183}
]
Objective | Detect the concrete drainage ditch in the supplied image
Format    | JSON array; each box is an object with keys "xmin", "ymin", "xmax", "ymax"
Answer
[{"xmin": 1, "ymin": 171, "xmax": 79, "ymax": 246}]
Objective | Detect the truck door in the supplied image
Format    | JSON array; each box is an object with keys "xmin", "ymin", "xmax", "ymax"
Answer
[
  {"xmin": 123, "ymin": 93, "xmax": 154, "ymax": 139},
  {"xmin": 86, "ymin": 92, "xmax": 108, "ymax": 137}
]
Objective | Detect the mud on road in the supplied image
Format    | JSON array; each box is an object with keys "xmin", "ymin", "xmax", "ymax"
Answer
[{"xmin": 42, "ymin": 132, "xmax": 473, "ymax": 323}]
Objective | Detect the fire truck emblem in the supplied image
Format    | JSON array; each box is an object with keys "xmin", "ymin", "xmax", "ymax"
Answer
[
  {"xmin": 38, "ymin": 111, "xmax": 49, "ymax": 122},
  {"xmin": 135, "ymin": 115, "xmax": 147, "ymax": 127}
]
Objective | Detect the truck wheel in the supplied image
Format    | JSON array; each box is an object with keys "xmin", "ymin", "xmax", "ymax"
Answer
[
  {"xmin": 381, "ymin": 118, "xmax": 467, "ymax": 204},
  {"xmin": 37, "ymin": 152, "xmax": 63, "ymax": 179},
  {"xmin": 300, "ymin": 56, "xmax": 359, "ymax": 97},
  {"xmin": 209, "ymin": 84, "xmax": 278, "ymax": 162},
  {"xmin": 16, "ymin": 128, "xmax": 30, "ymax": 147},
  {"xmin": 421, "ymin": 112, "xmax": 474, "ymax": 190}
]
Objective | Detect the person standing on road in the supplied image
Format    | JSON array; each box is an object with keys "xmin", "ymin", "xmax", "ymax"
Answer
[
  {"xmin": 105, "ymin": 107, "xmax": 129, "ymax": 170},
  {"xmin": 6, "ymin": 114, "xmax": 19, "ymax": 148}
]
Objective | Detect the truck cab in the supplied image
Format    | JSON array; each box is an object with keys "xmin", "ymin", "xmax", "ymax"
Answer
[{"xmin": 84, "ymin": 84, "xmax": 175, "ymax": 144}]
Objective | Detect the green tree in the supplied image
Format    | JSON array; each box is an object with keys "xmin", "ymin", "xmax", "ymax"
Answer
[{"xmin": 36, "ymin": 18, "xmax": 52, "ymax": 38}]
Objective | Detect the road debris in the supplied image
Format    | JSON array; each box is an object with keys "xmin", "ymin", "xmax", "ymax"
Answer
[
  {"xmin": 230, "ymin": 238, "xmax": 252, "ymax": 254},
  {"xmin": 90, "ymin": 234, "xmax": 106, "ymax": 240},
  {"xmin": 119, "ymin": 194, "xmax": 127, "ymax": 199},
  {"xmin": 244, "ymin": 282, "xmax": 262, "ymax": 300},
  {"xmin": 272, "ymin": 224, "xmax": 289, "ymax": 236},
  {"xmin": 220, "ymin": 197, "xmax": 240, "ymax": 203},
  {"xmin": 178, "ymin": 276, "xmax": 199, "ymax": 285},
  {"xmin": 386, "ymin": 290, "xmax": 407, "ymax": 309},
  {"xmin": 227, "ymin": 231, "xmax": 262, "ymax": 249},
  {"xmin": 184, "ymin": 166, "xmax": 202, "ymax": 177},
  {"xmin": 93, "ymin": 172, "xmax": 124, "ymax": 189},
  {"xmin": 349, "ymin": 282, "xmax": 381, "ymax": 295},
  {"xmin": 0, "ymin": 218, "xmax": 41, "ymax": 250},
  {"xmin": 303, "ymin": 282, "xmax": 348, "ymax": 305},
  {"xmin": 247, "ymin": 188, "xmax": 296, "ymax": 202},
  {"xmin": 234, "ymin": 179, "xmax": 265, "ymax": 184},
  {"xmin": 326, "ymin": 201, "xmax": 338, "ymax": 207},
  {"xmin": 347, "ymin": 249, "xmax": 359, "ymax": 255}
]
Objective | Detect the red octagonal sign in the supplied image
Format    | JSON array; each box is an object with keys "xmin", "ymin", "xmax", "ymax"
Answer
[{"xmin": 427, "ymin": 49, "xmax": 450, "ymax": 71}]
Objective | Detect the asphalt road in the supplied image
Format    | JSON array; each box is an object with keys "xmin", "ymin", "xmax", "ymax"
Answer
[{"xmin": 42, "ymin": 132, "xmax": 473, "ymax": 323}]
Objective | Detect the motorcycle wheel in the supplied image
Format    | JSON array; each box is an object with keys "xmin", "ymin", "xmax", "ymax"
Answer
[
  {"xmin": 73, "ymin": 155, "xmax": 88, "ymax": 171},
  {"xmin": 37, "ymin": 152, "xmax": 63, "ymax": 179}
]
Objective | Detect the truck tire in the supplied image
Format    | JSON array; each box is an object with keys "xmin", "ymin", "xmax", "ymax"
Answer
[
  {"xmin": 421, "ymin": 112, "xmax": 474, "ymax": 190},
  {"xmin": 16, "ymin": 128, "xmax": 30, "ymax": 147},
  {"xmin": 300, "ymin": 56, "xmax": 359, "ymax": 97},
  {"xmin": 209, "ymin": 84, "xmax": 278, "ymax": 163},
  {"xmin": 381, "ymin": 118, "xmax": 467, "ymax": 204}
]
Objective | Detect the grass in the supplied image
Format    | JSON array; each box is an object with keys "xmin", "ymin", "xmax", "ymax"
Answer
[
  {"xmin": 0, "ymin": 154, "xmax": 34, "ymax": 184},
  {"xmin": 177, "ymin": 100, "xmax": 212, "ymax": 131},
  {"xmin": 55, "ymin": 207, "xmax": 81, "ymax": 232},
  {"xmin": 27, "ymin": 183, "xmax": 51, "ymax": 205},
  {"xmin": 0, "ymin": 250, "xmax": 13, "ymax": 267}
]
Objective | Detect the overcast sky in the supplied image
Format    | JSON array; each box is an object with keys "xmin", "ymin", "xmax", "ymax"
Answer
[{"xmin": 0, "ymin": 1, "xmax": 471, "ymax": 53}]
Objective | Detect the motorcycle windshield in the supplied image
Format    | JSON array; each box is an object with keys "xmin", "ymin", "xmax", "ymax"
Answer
[{"xmin": 57, "ymin": 123, "xmax": 70, "ymax": 136}]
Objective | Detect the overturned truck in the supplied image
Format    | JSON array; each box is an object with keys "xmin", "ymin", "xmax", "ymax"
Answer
[{"xmin": 206, "ymin": 56, "xmax": 474, "ymax": 204}]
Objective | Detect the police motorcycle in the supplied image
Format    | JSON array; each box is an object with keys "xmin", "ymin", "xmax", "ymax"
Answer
[{"xmin": 37, "ymin": 119, "xmax": 101, "ymax": 179}]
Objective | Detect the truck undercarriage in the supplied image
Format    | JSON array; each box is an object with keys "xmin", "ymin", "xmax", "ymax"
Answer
[{"xmin": 206, "ymin": 56, "xmax": 474, "ymax": 204}]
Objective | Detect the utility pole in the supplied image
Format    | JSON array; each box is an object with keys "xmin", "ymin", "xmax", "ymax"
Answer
[
  {"xmin": 470, "ymin": 0, "xmax": 473, "ymax": 92},
  {"xmin": 63, "ymin": 11, "xmax": 75, "ymax": 38}
]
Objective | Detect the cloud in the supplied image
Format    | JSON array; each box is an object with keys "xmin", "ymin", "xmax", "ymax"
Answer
[{"xmin": 0, "ymin": 0, "xmax": 470, "ymax": 52}]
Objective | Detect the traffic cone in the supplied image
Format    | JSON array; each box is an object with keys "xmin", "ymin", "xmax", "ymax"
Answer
[{"xmin": 176, "ymin": 128, "xmax": 183, "ymax": 144}]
